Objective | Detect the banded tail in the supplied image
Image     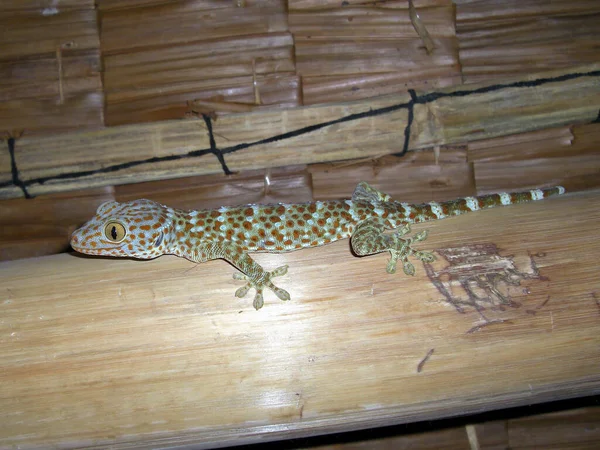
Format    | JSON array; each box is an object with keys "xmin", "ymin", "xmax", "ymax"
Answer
[{"xmin": 404, "ymin": 186, "xmax": 566, "ymax": 224}]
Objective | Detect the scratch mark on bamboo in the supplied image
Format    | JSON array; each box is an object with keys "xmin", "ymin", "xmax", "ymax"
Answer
[{"xmin": 417, "ymin": 348, "xmax": 434, "ymax": 373}]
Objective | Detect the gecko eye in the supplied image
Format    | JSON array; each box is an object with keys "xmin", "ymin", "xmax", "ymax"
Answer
[{"xmin": 103, "ymin": 221, "xmax": 127, "ymax": 243}]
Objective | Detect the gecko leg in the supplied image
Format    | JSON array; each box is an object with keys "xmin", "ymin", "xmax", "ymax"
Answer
[
  {"xmin": 233, "ymin": 265, "xmax": 290, "ymax": 310},
  {"xmin": 189, "ymin": 243, "xmax": 290, "ymax": 309},
  {"xmin": 351, "ymin": 220, "xmax": 436, "ymax": 276}
]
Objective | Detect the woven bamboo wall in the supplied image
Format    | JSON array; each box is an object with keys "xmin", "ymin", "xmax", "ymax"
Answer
[{"xmin": 2, "ymin": 0, "xmax": 600, "ymax": 133}]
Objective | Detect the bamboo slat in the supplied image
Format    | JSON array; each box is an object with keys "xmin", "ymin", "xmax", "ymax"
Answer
[
  {"xmin": 103, "ymin": 33, "xmax": 295, "ymax": 91},
  {"xmin": 0, "ymin": 50, "xmax": 101, "ymax": 101},
  {"xmin": 1, "ymin": 188, "xmax": 598, "ymax": 448},
  {"xmin": 291, "ymin": 1, "xmax": 460, "ymax": 104},
  {"xmin": 99, "ymin": 2, "xmax": 294, "ymax": 125},
  {"xmin": 456, "ymin": 0, "xmax": 600, "ymax": 83},
  {"xmin": 98, "ymin": 0, "xmax": 288, "ymax": 54},
  {"xmin": 302, "ymin": 69, "xmax": 461, "ymax": 106},
  {"xmin": 455, "ymin": 0, "xmax": 600, "ymax": 22},
  {"xmin": 309, "ymin": 148, "xmax": 474, "ymax": 204},
  {"xmin": 0, "ymin": 1, "xmax": 94, "ymax": 12},
  {"xmin": 294, "ymin": 38, "xmax": 458, "ymax": 76},
  {"xmin": 288, "ymin": 0, "xmax": 453, "ymax": 12},
  {"xmin": 105, "ymin": 73, "xmax": 302, "ymax": 126},
  {"xmin": 0, "ymin": 93, "xmax": 104, "ymax": 138},
  {"xmin": 289, "ymin": 4, "xmax": 456, "ymax": 38},
  {"xmin": 470, "ymin": 123, "xmax": 600, "ymax": 194},
  {"xmin": 1, "ymin": 63, "xmax": 599, "ymax": 199},
  {"xmin": 0, "ymin": 9, "xmax": 99, "ymax": 60},
  {"xmin": 0, "ymin": 4, "xmax": 103, "ymax": 135}
]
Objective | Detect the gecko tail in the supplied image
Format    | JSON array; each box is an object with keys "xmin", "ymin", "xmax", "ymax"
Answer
[{"xmin": 433, "ymin": 186, "xmax": 566, "ymax": 218}]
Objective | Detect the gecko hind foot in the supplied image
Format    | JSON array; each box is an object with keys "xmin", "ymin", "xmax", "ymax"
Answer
[
  {"xmin": 386, "ymin": 226, "xmax": 436, "ymax": 276},
  {"xmin": 233, "ymin": 265, "xmax": 290, "ymax": 310}
]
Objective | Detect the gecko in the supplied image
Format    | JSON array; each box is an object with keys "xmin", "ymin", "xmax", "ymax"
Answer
[{"xmin": 70, "ymin": 182, "xmax": 565, "ymax": 310}]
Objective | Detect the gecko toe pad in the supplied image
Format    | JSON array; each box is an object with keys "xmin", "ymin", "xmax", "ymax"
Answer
[{"xmin": 234, "ymin": 265, "xmax": 290, "ymax": 309}]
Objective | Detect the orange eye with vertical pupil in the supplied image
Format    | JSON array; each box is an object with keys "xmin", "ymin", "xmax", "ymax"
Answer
[{"xmin": 104, "ymin": 222, "xmax": 127, "ymax": 242}]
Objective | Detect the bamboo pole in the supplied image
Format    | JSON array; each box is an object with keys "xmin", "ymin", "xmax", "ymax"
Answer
[
  {"xmin": 0, "ymin": 189, "xmax": 599, "ymax": 448},
  {"xmin": 1, "ymin": 63, "xmax": 599, "ymax": 199}
]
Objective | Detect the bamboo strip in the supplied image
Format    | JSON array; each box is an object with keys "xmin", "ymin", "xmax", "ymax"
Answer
[
  {"xmin": 0, "ymin": 1, "xmax": 94, "ymax": 12},
  {"xmin": 0, "ymin": 189, "xmax": 598, "ymax": 448},
  {"xmin": 103, "ymin": 33, "xmax": 295, "ymax": 91},
  {"xmin": 0, "ymin": 9, "xmax": 99, "ymax": 60},
  {"xmin": 99, "ymin": 1, "xmax": 288, "ymax": 54},
  {"xmin": 309, "ymin": 148, "xmax": 474, "ymax": 203},
  {"xmin": 0, "ymin": 93, "xmax": 104, "ymax": 138},
  {"xmin": 456, "ymin": 2, "xmax": 600, "ymax": 83},
  {"xmin": 295, "ymin": 38, "xmax": 459, "ymax": 76},
  {"xmin": 105, "ymin": 73, "xmax": 301, "ymax": 126},
  {"xmin": 302, "ymin": 70, "xmax": 461, "ymax": 105},
  {"xmin": 288, "ymin": 0, "xmax": 452, "ymax": 12},
  {"xmin": 1, "ymin": 63, "xmax": 599, "ymax": 199},
  {"xmin": 455, "ymin": 0, "xmax": 600, "ymax": 23},
  {"xmin": 289, "ymin": 4, "xmax": 456, "ymax": 39}
]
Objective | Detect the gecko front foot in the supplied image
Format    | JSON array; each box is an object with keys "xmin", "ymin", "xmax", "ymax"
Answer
[
  {"xmin": 386, "ymin": 225, "xmax": 436, "ymax": 276},
  {"xmin": 233, "ymin": 265, "xmax": 290, "ymax": 310}
]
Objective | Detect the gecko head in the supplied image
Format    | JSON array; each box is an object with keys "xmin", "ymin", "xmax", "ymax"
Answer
[{"xmin": 70, "ymin": 199, "xmax": 175, "ymax": 259}]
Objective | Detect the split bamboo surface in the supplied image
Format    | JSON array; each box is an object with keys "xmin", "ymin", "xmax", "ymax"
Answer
[
  {"xmin": 2, "ymin": 63, "xmax": 599, "ymax": 200},
  {"xmin": 1, "ymin": 188, "xmax": 599, "ymax": 449}
]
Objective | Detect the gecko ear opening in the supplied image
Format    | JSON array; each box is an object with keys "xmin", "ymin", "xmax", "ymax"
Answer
[{"xmin": 96, "ymin": 201, "xmax": 120, "ymax": 216}]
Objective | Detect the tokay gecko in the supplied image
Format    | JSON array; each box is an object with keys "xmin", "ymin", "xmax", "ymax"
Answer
[{"xmin": 71, "ymin": 182, "xmax": 565, "ymax": 309}]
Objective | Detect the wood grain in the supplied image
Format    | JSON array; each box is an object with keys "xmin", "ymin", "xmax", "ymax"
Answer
[{"xmin": 1, "ymin": 188, "xmax": 599, "ymax": 449}]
